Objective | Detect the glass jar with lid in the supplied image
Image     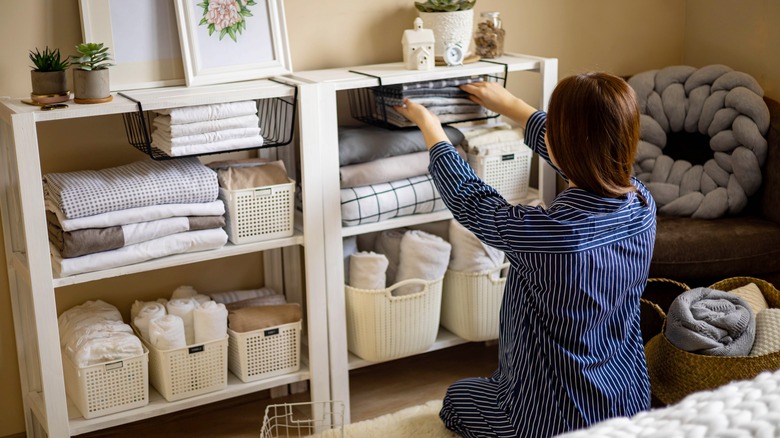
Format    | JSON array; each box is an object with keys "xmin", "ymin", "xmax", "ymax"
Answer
[{"xmin": 474, "ymin": 11, "xmax": 505, "ymax": 59}]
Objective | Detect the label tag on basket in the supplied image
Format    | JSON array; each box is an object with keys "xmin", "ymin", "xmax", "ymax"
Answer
[
  {"xmin": 104, "ymin": 361, "xmax": 123, "ymax": 371},
  {"xmin": 254, "ymin": 188, "xmax": 272, "ymax": 198},
  {"xmin": 188, "ymin": 345, "xmax": 205, "ymax": 354},
  {"xmin": 264, "ymin": 328, "xmax": 280, "ymax": 337},
  {"xmin": 502, "ymin": 153, "xmax": 515, "ymax": 161}
]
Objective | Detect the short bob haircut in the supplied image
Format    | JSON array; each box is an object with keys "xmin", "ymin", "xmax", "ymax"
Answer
[{"xmin": 546, "ymin": 72, "xmax": 640, "ymax": 199}]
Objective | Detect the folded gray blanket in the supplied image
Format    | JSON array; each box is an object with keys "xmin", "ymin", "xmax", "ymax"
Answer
[{"xmin": 665, "ymin": 287, "xmax": 755, "ymax": 356}]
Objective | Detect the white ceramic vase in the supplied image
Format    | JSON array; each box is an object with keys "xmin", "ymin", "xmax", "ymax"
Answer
[{"xmin": 418, "ymin": 9, "xmax": 475, "ymax": 59}]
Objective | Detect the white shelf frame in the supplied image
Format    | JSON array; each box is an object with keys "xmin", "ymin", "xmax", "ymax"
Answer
[
  {"xmin": 0, "ymin": 78, "xmax": 332, "ymax": 437},
  {"xmin": 293, "ymin": 53, "xmax": 558, "ymax": 424}
]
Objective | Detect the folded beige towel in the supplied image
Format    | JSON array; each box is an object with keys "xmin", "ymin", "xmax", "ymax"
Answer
[
  {"xmin": 209, "ymin": 158, "xmax": 289, "ymax": 190},
  {"xmin": 729, "ymin": 282, "xmax": 769, "ymax": 315},
  {"xmin": 228, "ymin": 303, "xmax": 302, "ymax": 333}
]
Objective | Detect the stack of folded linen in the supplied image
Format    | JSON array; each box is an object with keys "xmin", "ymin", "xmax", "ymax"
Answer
[
  {"xmin": 151, "ymin": 100, "xmax": 263, "ymax": 157},
  {"xmin": 59, "ymin": 300, "xmax": 143, "ymax": 368},
  {"xmin": 338, "ymin": 125, "xmax": 465, "ymax": 226},
  {"xmin": 372, "ymin": 76, "xmax": 488, "ymax": 128},
  {"xmin": 43, "ymin": 157, "xmax": 228, "ymax": 277}
]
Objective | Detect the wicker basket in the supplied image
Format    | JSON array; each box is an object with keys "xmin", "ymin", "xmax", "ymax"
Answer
[
  {"xmin": 645, "ymin": 276, "xmax": 780, "ymax": 405},
  {"xmin": 640, "ymin": 278, "xmax": 690, "ymax": 344},
  {"xmin": 345, "ymin": 277, "xmax": 443, "ymax": 362},
  {"xmin": 441, "ymin": 263, "xmax": 508, "ymax": 342}
]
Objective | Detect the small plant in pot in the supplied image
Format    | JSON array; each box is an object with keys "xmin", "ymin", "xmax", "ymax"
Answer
[
  {"xmin": 29, "ymin": 46, "xmax": 70, "ymax": 104},
  {"xmin": 415, "ymin": 0, "xmax": 477, "ymax": 61},
  {"xmin": 70, "ymin": 43, "xmax": 114, "ymax": 104}
]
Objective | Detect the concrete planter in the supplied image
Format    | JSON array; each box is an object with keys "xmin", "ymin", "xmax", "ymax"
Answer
[
  {"xmin": 418, "ymin": 9, "xmax": 475, "ymax": 59},
  {"xmin": 30, "ymin": 71, "xmax": 69, "ymax": 103},
  {"xmin": 73, "ymin": 69, "xmax": 111, "ymax": 102}
]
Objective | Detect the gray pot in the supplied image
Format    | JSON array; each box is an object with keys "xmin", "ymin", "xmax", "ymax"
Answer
[
  {"xmin": 30, "ymin": 70, "xmax": 68, "ymax": 95},
  {"xmin": 73, "ymin": 69, "xmax": 111, "ymax": 100}
]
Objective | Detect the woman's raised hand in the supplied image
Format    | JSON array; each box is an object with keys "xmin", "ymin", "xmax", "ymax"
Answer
[{"xmin": 460, "ymin": 81, "xmax": 537, "ymax": 127}]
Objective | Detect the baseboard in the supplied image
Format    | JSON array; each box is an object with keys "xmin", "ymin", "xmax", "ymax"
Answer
[{"xmin": 1, "ymin": 433, "xmax": 26, "ymax": 438}]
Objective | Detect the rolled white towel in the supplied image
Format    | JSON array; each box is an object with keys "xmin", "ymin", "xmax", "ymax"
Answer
[
  {"xmin": 68, "ymin": 331, "xmax": 144, "ymax": 367},
  {"xmin": 132, "ymin": 302, "xmax": 168, "ymax": 342},
  {"xmin": 349, "ymin": 251, "xmax": 389, "ymax": 290},
  {"xmin": 166, "ymin": 298, "xmax": 197, "ymax": 345},
  {"xmin": 149, "ymin": 315, "xmax": 187, "ymax": 350},
  {"xmin": 194, "ymin": 301, "xmax": 228, "ymax": 343},
  {"xmin": 395, "ymin": 230, "xmax": 452, "ymax": 296},
  {"xmin": 171, "ymin": 285, "xmax": 198, "ymax": 300},
  {"xmin": 374, "ymin": 229, "xmax": 406, "ymax": 286},
  {"xmin": 448, "ymin": 220, "xmax": 505, "ymax": 273}
]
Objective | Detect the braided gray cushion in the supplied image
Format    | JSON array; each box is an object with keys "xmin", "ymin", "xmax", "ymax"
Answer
[{"xmin": 629, "ymin": 65, "xmax": 770, "ymax": 218}]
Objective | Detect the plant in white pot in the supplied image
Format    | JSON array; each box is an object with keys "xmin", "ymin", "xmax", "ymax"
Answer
[
  {"xmin": 415, "ymin": 0, "xmax": 477, "ymax": 62},
  {"xmin": 70, "ymin": 43, "xmax": 114, "ymax": 104},
  {"xmin": 28, "ymin": 46, "xmax": 70, "ymax": 104}
]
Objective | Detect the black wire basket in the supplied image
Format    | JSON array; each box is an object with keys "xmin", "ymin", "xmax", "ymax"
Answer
[
  {"xmin": 347, "ymin": 69, "xmax": 507, "ymax": 130},
  {"xmin": 119, "ymin": 87, "xmax": 297, "ymax": 161}
]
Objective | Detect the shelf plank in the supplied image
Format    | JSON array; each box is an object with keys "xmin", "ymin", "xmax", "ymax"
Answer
[
  {"xmin": 347, "ymin": 328, "xmax": 473, "ymax": 371},
  {"xmin": 67, "ymin": 366, "xmax": 311, "ymax": 436}
]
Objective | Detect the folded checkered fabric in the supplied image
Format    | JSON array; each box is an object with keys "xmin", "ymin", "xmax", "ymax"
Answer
[
  {"xmin": 43, "ymin": 157, "xmax": 219, "ymax": 219},
  {"xmin": 340, "ymin": 174, "xmax": 447, "ymax": 226}
]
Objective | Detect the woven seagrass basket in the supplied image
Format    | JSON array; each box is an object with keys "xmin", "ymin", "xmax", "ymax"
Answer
[
  {"xmin": 645, "ymin": 276, "xmax": 780, "ymax": 405},
  {"xmin": 640, "ymin": 278, "xmax": 690, "ymax": 345}
]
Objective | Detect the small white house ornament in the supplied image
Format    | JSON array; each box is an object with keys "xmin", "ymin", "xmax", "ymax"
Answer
[{"xmin": 402, "ymin": 17, "xmax": 435, "ymax": 71}]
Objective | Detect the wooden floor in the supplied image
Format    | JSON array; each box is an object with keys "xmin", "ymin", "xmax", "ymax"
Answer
[{"xmin": 81, "ymin": 342, "xmax": 498, "ymax": 437}]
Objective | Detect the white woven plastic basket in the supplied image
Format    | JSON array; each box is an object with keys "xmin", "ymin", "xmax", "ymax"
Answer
[
  {"xmin": 140, "ymin": 335, "xmax": 228, "ymax": 402},
  {"xmin": 228, "ymin": 320, "xmax": 301, "ymax": 383},
  {"xmin": 219, "ymin": 178, "xmax": 295, "ymax": 245},
  {"xmin": 345, "ymin": 277, "xmax": 443, "ymax": 362},
  {"xmin": 467, "ymin": 141, "xmax": 532, "ymax": 202},
  {"xmin": 62, "ymin": 348, "xmax": 149, "ymax": 419},
  {"xmin": 441, "ymin": 264, "xmax": 509, "ymax": 342}
]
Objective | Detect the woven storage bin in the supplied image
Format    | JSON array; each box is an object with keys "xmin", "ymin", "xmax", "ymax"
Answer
[
  {"xmin": 346, "ymin": 277, "xmax": 443, "ymax": 362},
  {"xmin": 467, "ymin": 141, "xmax": 532, "ymax": 202},
  {"xmin": 62, "ymin": 348, "xmax": 148, "ymax": 419},
  {"xmin": 645, "ymin": 276, "xmax": 780, "ymax": 405},
  {"xmin": 140, "ymin": 335, "xmax": 228, "ymax": 402},
  {"xmin": 219, "ymin": 178, "xmax": 295, "ymax": 245},
  {"xmin": 640, "ymin": 278, "xmax": 690, "ymax": 344},
  {"xmin": 441, "ymin": 263, "xmax": 509, "ymax": 342},
  {"xmin": 228, "ymin": 320, "xmax": 301, "ymax": 383}
]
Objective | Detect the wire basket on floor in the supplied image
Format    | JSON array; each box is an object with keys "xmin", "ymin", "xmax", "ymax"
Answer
[{"xmin": 260, "ymin": 401, "xmax": 344, "ymax": 438}]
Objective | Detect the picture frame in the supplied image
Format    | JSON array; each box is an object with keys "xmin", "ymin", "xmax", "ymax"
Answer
[
  {"xmin": 173, "ymin": 0, "xmax": 293, "ymax": 87},
  {"xmin": 78, "ymin": 0, "xmax": 185, "ymax": 91}
]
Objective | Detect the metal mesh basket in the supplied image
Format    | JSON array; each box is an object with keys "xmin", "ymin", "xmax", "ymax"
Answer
[{"xmin": 260, "ymin": 401, "xmax": 345, "ymax": 438}]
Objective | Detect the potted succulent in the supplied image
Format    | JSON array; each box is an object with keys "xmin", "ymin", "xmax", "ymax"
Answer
[
  {"xmin": 70, "ymin": 43, "xmax": 114, "ymax": 103},
  {"xmin": 29, "ymin": 46, "xmax": 70, "ymax": 104},
  {"xmin": 415, "ymin": 0, "xmax": 477, "ymax": 60}
]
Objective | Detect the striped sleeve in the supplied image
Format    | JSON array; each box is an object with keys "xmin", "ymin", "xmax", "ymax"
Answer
[{"xmin": 525, "ymin": 111, "xmax": 567, "ymax": 181}]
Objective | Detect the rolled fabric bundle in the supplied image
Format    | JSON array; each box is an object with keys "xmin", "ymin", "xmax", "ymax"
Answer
[
  {"xmin": 343, "ymin": 236, "xmax": 358, "ymax": 282},
  {"xmin": 166, "ymin": 298, "xmax": 197, "ymax": 345},
  {"xmin": 728, "ymin": 282, "xmax": 769, "ymax": 315},
  {"xmin": 665, "ymin": 287, "xmax": 756, "ymax": 356},
  {"xmin": 395, "ymin": 230, "xmax": 452, "ymax": 296},
  {"xmin": 149, "ymin": 315, "xmax": 187, "ymax": 350},
  {"xmin": 194, "ymin": 301, "xmax": 228, "ymax": 343},
  {"xmin": 132, "ymin": 302, "xmax": 167, "ymax": 342},
  {"xmin": 224, "ymin": 294, "xmax": 288, "ymax": 311},
  {"xmin": 64, "ymin": 321, "xmax": 135, "ymax": 357},
  {"xmin": 447, "ymin": 220, "xmax": 504, "ymax": 273},
  {"xmin": 208, "ymin": 287, "xmax": 280, "ymax": 305},
  {"xmin": 374, "ymin": 229, "xmax": 406, "ymax": 286},
  {"xmin": 192, "ymin": 294, "xmax": 212, "ymax": 306},
  {"xmin": 69, "ymin": 331, "xmax": 144, "ymax": 367},
  {"xmin": 171, "ymin": 285, "xmax": 199, "ymax": 299},
  {"xmin": 348, "ymin": 251, "xmax": 389, "ymax": 290},
  {"xmin": 58, "ymin": 300, "xmax": 122, "ymax": 335},
  {"xmin": 750, "ymin": 309, "xmax": 780, "ymax": 356},
  {"xmin": 228, "ymin": 303, "xmax": 302, "ymax": 333}
]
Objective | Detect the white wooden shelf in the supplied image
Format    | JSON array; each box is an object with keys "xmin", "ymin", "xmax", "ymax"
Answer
[{"xmin": 347, "ymin": 328, "xmax": 471, "ymax": 371}]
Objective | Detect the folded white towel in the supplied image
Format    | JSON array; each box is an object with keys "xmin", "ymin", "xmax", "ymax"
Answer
[
  {"xmin": 132, "ymin": 302, "xmax": 167, "ymax": 342},
  {"xmin": 448, "ymin": 220, "xmax": 505, "ymax": 273},
  {"xmin": 153, "ymin": 114, "xmax": 260, "ymax": 137},
  {"xmin": 349, "ymin": 251, "xmax": 389, "ymax": 290},
  {"xmin": 395, "ymin": 230, "xmax": 451, "ymax": 296},
  {"xmin": 64, "ymin": 320, "xmax": 134, "ymax": 356},
  {"xmin": 155, "ymin": 101, "xmax": 258, "ymax": 124},
  {"xmin": 153, "ymin": 133, "xmax": 265, "ymax": 157},
  {"xmin": 68, "ymin": 331, "xmax": 144, "ymax": 368},
  {"xmin": 194, "ymin": 301, "xmax": 228, "ymax": 343},
  {"xmin": 149, "ymin": 315, "xmax": 187, "ymax": 350},
  {"xmin": 166, "ymin": 298, "xmax": 197, "ymax": 345},
  {"xmin": 58, "ymin": 300, "xmax": 123, "ymax": 346},
  {"xmin": 153, "ymin": 127, "xmax": 262, "ymax": 148}
]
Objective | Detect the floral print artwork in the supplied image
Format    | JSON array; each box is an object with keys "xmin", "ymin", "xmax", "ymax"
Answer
[{"xmin": 198, "ymin": 0, "xmax": 257, "ymax": 42}]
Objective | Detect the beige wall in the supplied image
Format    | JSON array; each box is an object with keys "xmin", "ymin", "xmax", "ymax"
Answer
[{"xmin": 0, "ymin": 1, "xmax": 774, "ymax": 436}]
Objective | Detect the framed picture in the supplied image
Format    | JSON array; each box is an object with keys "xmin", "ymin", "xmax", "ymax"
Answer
[
  {"xmin": 78, "ymin": 0, "xmax": 185, "ymax": 91},
  {"xmin": 174, "ymin": 0, "xmax": 292, "ymax": 87}
]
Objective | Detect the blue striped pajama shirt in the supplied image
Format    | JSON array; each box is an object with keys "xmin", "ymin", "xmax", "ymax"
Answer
[{"xmin": 430, "ymin": 111, "xmax": 656, "ymax": 437}]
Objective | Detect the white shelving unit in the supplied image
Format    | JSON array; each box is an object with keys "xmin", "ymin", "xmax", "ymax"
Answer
[
  {"xmin": 292, "ymin": 53, "xmax": 558, "ymax": 423},
  {"xmin": 0, "ymin": 79, "xmax": 331, "ymax": 437}
]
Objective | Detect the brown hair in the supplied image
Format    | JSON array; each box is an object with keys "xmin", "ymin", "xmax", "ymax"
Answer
[{"xmin": 546, "ymin": 72, "xmax": 640, "ymax": 199}]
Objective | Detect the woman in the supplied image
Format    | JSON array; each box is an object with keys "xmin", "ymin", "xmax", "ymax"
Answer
[{"xmin": 394, "ymin": 72, "xmax": 655, "ymax": 437}]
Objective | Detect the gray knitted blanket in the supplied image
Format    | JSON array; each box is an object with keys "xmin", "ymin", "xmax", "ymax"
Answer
[{"xmin": 665, "ymin": 287, "xmax": 755, "ymax": 356}]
